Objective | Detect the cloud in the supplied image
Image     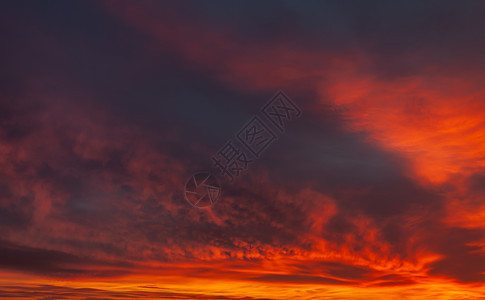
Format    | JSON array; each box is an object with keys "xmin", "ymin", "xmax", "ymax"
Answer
[
  {"xmin": 0, "ymin": 240, "xmax": 131, "ymax": 278},
  {"xmin": 1, "ymin": 0, "xmax": 485, "ymax": 298}
]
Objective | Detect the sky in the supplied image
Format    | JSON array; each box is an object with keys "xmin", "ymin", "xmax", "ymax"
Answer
[{"xmin": 1, "ymin": 0, "xmax": 485, "ymax": 299}]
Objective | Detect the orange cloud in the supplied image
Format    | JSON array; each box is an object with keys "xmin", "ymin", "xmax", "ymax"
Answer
[{"xmin": 323, "ymin": 72, "xmax": 485, "ymax": 185}]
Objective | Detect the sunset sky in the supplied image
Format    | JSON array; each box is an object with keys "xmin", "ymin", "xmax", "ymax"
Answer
[{"xmin": 1, "ymin": 1, "xmax": 485, "ymax": 299}]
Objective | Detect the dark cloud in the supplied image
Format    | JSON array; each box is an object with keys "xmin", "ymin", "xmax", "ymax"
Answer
[
  {"xmin": 0, "ymin": 185, "xmax": 34, "ymax": 228},
  {"xmin": 428, "ymin": 227, "xmax": 485, "ymax": 283},
  {"xmin": 0, "ymin": 240, "xmax": 131, "ymax": 278}
]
